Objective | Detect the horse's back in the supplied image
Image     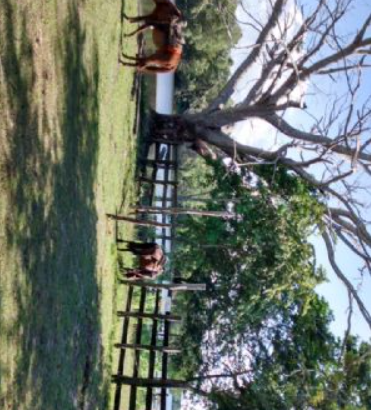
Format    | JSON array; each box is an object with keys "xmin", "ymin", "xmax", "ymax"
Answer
[{"xmin": 152, "ymin": 0, "xmax": 182, "ymax": 18}]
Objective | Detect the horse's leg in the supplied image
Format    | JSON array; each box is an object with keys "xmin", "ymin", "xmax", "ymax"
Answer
[
  {"xmin": 124, "ymin": 269, "xmax": 142, "ymax": 280},
  {"xmin": 119, "ymin": 60, "xmax": 138, "ymax": 67},
  {"xmin": 120, "ymin": 52, "xmax": 140, "ymax": 61},
  {"xmin": 126, "ymin": 269, "xmax": 146, "ymax": 279},
  {"xmin": 119, "ymin": 53, "xmax": 142, "ymax": 67},
  {"xmin": 125, "ymin": 24, "xmax": 153, "ymax": 37},
  {"xmin": 120, "ymin": 52, "xmax": 178, "ymax": 73}
]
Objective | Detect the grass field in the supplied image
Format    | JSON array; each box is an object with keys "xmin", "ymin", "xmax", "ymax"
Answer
[{"xmin": 0, "ymin": 0, "xmax": 140, "ymax": 409}]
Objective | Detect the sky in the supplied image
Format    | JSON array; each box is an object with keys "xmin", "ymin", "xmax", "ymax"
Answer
[{"xmin": 230, "ymin": 0, "xmax": 371, "ymax": 341}]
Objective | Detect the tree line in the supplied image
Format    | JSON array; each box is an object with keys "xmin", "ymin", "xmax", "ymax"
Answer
[{"xmin": 175, "ymin": 0, "xmax": 241, "ymax": 111}]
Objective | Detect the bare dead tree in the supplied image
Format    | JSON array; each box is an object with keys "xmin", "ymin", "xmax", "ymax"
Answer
[{"xmin": 151, "ymin": 0, "xmax": 371, "ymax": 329}]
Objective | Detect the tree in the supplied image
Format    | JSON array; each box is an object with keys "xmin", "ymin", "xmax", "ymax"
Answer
[
  {"xmin": 173, "ymin": 162, "xmax": 327, "ymax": 378},
  {"xmin": 171, "ymin": 151, "xmax": 371, "ymax": 410},
  {"xmin": 151, "ymin": 0, "xmax": 371, "ymax": 328},
  {"xmin": 175, "ymin": 0, "xmax": 241, "ymax": 111},
  {"xmin": 198, "ymin": 334, "xmax": 371, "ymax": 410}
]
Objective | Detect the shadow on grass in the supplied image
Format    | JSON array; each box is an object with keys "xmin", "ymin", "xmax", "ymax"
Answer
[{"xmin": 1, "ymin": 1, "xmax": 107, "ymax": 409}]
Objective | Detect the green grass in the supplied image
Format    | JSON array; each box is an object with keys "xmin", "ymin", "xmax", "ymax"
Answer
[{"xmin": 0, "ymin": 0, "xmax": 140, "ymax": 409}]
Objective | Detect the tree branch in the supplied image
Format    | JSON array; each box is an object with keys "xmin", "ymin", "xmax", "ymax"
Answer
[
  {"xmin": 207, "ymin": 0, "xmax": 287, "ymax": 112},
  {"xmin": 322, "ymin": 230, "xmax": 371, "ymax": 330},
  {"xmin": 263, "ymin": 113, "xmax": 371, "ymax": 162}
]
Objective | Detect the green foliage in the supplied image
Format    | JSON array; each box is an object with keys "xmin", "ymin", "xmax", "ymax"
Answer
[
  {"xmin": 178, "ymin": 152, "xmax": 217, "ymax": 197},
  {"xmin": 176, "ymin": 162, "xmax": 326, "ymax": 334},
  {"xmin": 173, "ymin": 160, "xmax": 371, "ymax": 408},
  {"xmin": 209, "ymin": 334, "xmax": 371, "ymax": 410},
  {"xmin": 175, "ymin": 0, "xmax": 241, "ymax": 111}
]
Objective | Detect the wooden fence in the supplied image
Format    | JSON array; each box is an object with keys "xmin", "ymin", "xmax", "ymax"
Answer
[
  {"xmin": 112, "ymin": 137, "xmax": 205, "ymax": 410},
  {"xmin": 136, "ymin": 137, "xmax": 180, "ymax": 247},
  {"xmin": 112, "ymin": 281, "xmax": 205, "ymax": 410}
]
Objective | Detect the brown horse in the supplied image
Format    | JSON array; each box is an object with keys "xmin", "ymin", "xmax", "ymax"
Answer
[
  {"xmin": 120, "ymin": 0, "xmax": 186, "ymax": 73},
  {"xmin": 118, "ymin": 240, "xmax": 167, "ymax": 279}
]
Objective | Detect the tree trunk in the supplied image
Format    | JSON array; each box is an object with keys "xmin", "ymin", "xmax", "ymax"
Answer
[{"xmin": 150, "ymin": 111, "xmax": 196, "ymax": 143}]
